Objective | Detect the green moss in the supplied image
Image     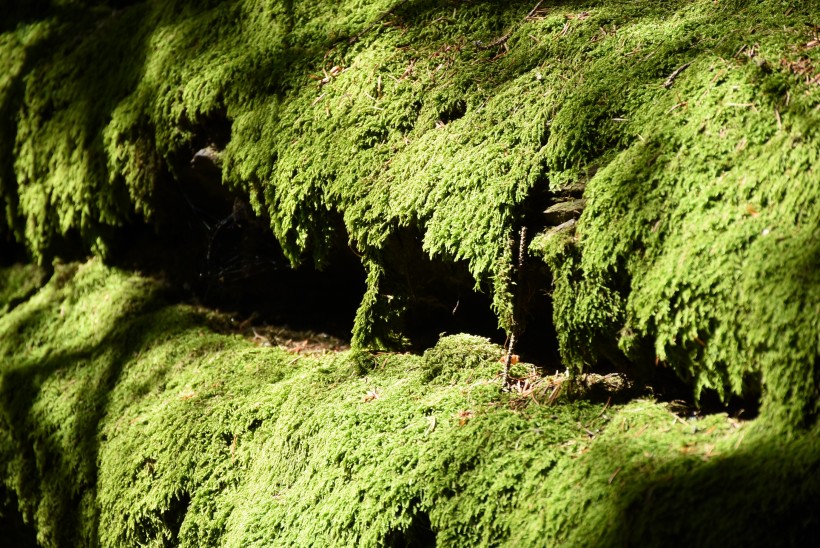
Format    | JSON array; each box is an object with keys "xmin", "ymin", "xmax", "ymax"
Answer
[
  {"xmin": 421, "ymin": 333, "xmax": 500, "ymax": 383},
  {"xmin": 2, "ymin": 0, "xmax": 819, "ymax": 424},
  {"xmin": 1, "ymin": 1, "xmax": 819, "ymax": 542},
  {"xmin": 2, "ymin": 260, "xmax": 819, "ymax": 546},
  {"xmin": 530, "ymin": 2, "xmax": 820, "ymax": 426},
  {"xmin": 0, "ymin": 263, "xmax": 46, "ymax": 314}
]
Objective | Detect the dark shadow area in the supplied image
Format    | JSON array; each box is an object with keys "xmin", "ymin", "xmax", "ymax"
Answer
[
  {"xmin": 437, "ymin": 99, "xmax": 466, "ymax": 125},
  {"xmin": 0, "ymin": 0, "xmax": 52, "ymax": 33},
  {"xmin": 0, "ymin": 284, "xmax": 44, "ymax": 317},
  {"xmin": 384, "ymin": 509, "xmax": 436, "ymax": 548},
  {"xmin": 514, "ymin": 255, "xmax": 562, "ymax": 368},
  {"xmin": 0, "ymin": 0, "xmax": 148, "ymax": 33},
  {"xmin": 161, "ymin": 491, "xmax": 191, "ymax": 545},
  {"xmin": 106, "ymin": 163, "xmax": 367, "ymax": 340},
  {"xmin": 375, "ymin": 227, "xmax": 506, "ymax": 353},
  {"xmin": 611, "ymin": 433, "xmax": 820, "ymax": 547},
  {"xmin": 0, "ymin": 486, "xmax": 39, "ymax": 548},
  {"xmin": 646, "ymin": 366, "xmax": 761, "ymax": 420},
  {"xmin": 0, "ymin": 237, "xmax": 27, "ymax": 266}
]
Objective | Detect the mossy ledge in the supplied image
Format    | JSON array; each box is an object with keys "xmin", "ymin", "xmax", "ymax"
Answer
[
  {"xmin": 1, "ymin": 260, "xmax": 819, "ymax": 547},
  {"xmin": 2, "ymin": 0, "xmax": 819, "ymax": 426},
  {"xmin": 2, "ymin": 0, "xmax": 820, "ymax": 423}
]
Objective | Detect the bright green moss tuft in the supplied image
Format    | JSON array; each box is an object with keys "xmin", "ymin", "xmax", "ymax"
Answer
[
  {"xmin": 421, "ymin": 333, "xmax": 500, "ymax": 383},
  {"xmin": 526, "ymin": 1, "xmax": 820, "ymax": 426}
]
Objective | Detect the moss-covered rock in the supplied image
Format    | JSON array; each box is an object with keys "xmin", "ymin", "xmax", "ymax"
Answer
[
  {"xmin": 529, "ymin": 2, "xmax": 820, "ymax": 426},
  {"xmin": 1, "ymin": 1, "xmax": 819, "ymax": 432},
  {"xmin": 1, "ymin": 260, "xmax": 819, "ymax": 547}
]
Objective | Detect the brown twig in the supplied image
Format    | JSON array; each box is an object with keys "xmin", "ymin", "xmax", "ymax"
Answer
[
  {"xmin": 597, "ymin": 396, "xmax": 612, "ymax": 416},
  {"xmin": 525, "ymin": 0, "xmax": 546, "ymax": 20},
  {"xmin": 503, "ymin": 333, "xmax": 517, "ymax": 384},
  {"xmin": 502, "ymin": 226, "xmax": 528, "ymax": 385},
  {"xmin": 663, "ymin": 61, "xmax": 692, "ymax": 88}
]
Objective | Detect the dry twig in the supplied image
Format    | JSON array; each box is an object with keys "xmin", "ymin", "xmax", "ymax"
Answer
[
  {"xmin": 663, "ymin": 62, "xmax": 692, "ymax": 88},
  {"xmin": 502, "ymin": 226, "xmax": 528, "ymax": 385}
]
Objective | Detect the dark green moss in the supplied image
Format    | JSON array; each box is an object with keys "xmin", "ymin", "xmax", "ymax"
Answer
[{"xmin": 0, "ymin": 263, "xmax": 46, "ymax": 314}]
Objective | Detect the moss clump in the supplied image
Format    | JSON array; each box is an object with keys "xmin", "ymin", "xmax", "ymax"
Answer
[
  {"xmin": 421, "ymin": 333, "xmax": 500, "ymax": 383},
  {"xmin": 1, "ymin": 260, "xmax": 819, "ymax": 547}
]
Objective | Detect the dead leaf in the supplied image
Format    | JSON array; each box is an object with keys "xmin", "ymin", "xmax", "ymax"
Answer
[
  {"xmin": 498, "ymin": 353, "xmax": 520, "ymax": 364},
  {"xmin": 456, "ymin": 409, "xmax": 474, "ymax": 425}
]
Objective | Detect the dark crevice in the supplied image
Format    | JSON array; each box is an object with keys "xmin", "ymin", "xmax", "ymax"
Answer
[
  {"xmin": 106, "ymin": 150, "xmax": 366, "ymax": 340},
  {"xmin": 2, "ymin": 286, "xmax": 44, "ymax": 316},
  {"xmin": 161, "ymin": 491, "xmax": 191, "ymax": 545},
  {"xmin": 190, "ymin": 206, "xmax": 366, "ymax": 337},
  {"xmin": 437, "ymin": 99, "xmax": 466, "ymax": 125},
  {"xmin": 513, "ymin": 177, "xmax": 578, "ymax": 367},
  {"xmin": 0, "ymin": 237, "xmax": 28, "ymax": 267},
  {"xmin": 512, "ymin": 258, "xmax": 561, "ymax": 367},
  {"xmin": 107, "ymin": 161, "xmax": 559, "ymax": 364},
  {"xmin": 0, "ymin": 486, "xmax": 39, "ymax": 548},
  {"xmin": 179, "ymin": 106, "xmax": 233, "ymax": 153},
  {"xmin": 43, "ymin": 229, "xmax": 89, "ymax": 268},
  {"xmin": 384, "ymin": 509, "xmax": 436, "ymax": 548},
  {"xmin": 376, "ymin": 227, "xmax": 506, "ymax": 353},
  {"xmin": 649, "ymin": 366, "xmax": 761, "ymax": 420}
]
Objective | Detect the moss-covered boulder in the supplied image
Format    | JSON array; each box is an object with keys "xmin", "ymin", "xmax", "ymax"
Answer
[
  {"xmin": 2, "ymin": 260, "xmax": 819, "ymax": 547},
  {"xmin": 2, "ymin": 1, "xmax": 820, "ymax": 540},
  {"xmin": 2, "ymin": 1, "xmax": 818, "ymax": 425}
]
